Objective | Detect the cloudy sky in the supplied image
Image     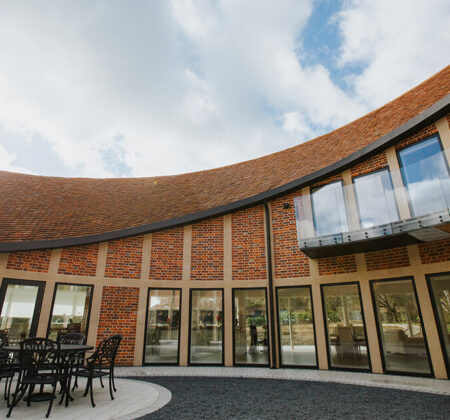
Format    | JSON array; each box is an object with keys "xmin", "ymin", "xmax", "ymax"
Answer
[{"xmin": 0, "ymin": 0, "xmax": 449, "ymax": 178}]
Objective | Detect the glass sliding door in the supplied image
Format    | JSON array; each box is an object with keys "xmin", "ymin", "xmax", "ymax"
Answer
[
  {"xmin": 427, "ymin": 273, "xmax": 450, "ymax": 376},
  {"xmin": 277, "ymin": 286, "xmax": 317, "ymax": 367},
  {"xmin": 233, "ymin": 288, "xmax": 269, "ymax": 366},
  {"xmin": 47, "ymin": 283, "xmax": 93, "ymax": 340},
  {"xmin": 322, "ymin": 282, "xmax": 370, "ymax": 370},
  {"xmin": 0, "ymin": 279, "xmax": 45, "ymax": 344},
  {"xmin": 371, "ymin": 278, "xmax": 431, "ymax": 375},
  {"xmin": 145, "ymin": 288, "xmax": 181, "ymax": 364},
  {"xmin": 189, "ymin": 289, "xmax": 223, "ymax": 365}
]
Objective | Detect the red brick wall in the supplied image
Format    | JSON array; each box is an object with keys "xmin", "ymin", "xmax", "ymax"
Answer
[
  {"xmin": 191, "ymin": 217, "xmax": 224, "ymax": 281},
  {"xmin": 149, "ymin": 227, "xmax": 184, "ymax": 281},
  {"xmin": 310, "ymin": 174, "xmax": 343, "ymax": 189},
  {"xmin": 6, "ymin": 250, "xmax": 51, "ymax": 272},
  {"xmin": 58, "ymin": 244, "xmax": 99, "ymax": 276},
  {"xmin": 395, "ymin": 122, "xmax": 438, "ymax": 150},
  {"xmin": 96, "ymin": 286, "xmax": 139, "ymax": 366},
  {"xmin": 105, "ymin": 235, "xmax": 143, "ymax": 279},
  {"xmin": 350, "ymin": 151, "xmax": 388, "ymax": 177},
  {"xmin": 365, "ymin": 246, "xmax": 410, "ymax": 271},
  {"xmin": 418, "ymin": 239, "xmax": 450, "ymax": 264},
  {"xmin": 232, "ymin": 206, "xmax": 267, "ymax": 280},
  {"xmin": 318, "ymin": 255, "xmax": 357, "ymax": 275},
  {"xmin": 271, "ymin": 192, "xmax": 310, "ymax": 278}
]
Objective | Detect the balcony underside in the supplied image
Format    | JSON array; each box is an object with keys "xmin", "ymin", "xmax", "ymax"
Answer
[{"xmin": 300, "ymin": 211, "xmax": 450, "ymax": 259}]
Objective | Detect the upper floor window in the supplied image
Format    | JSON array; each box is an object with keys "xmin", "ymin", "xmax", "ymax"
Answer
[
  {"xmin": 398, "ymin": 136, "xmax": 450, "ymax": 217},
  {"xmin": 311, "ymin": 181, "xmax": 348, "ymax": 236},
  {"xmin": 354, "ymin": 169, "xmax": 399, "ymax": 228}
]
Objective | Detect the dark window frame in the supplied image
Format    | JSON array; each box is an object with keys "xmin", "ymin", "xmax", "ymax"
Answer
[
  {"xmin": 320, "ymin": 281, "xmax": 372, "ymax": 373},
  {"xmin": 46, "ymin": 282, "xmax": 94, "ymax": 341},
  {"xmin": 275, "ymin": 285, "xmax": 318, "ymax": 369},
  {"xmin": 143, "ymin": 287, "xmax": 183, "ymax": 366},
  {"xmin": 232, "ymin": 287, "xmax": 271, "ymax": 367},
  {"xmin": 369, "ymin": 276, "xmax": 434, "ymax": 378},
  {"xmin": 188, "ymin": 288, "xmax": 224, "ymax": 367},
  {"xmin": 426, "ymin": 271, "xmax": 450, "ymax": 379},
  {"xmin": 0, "ymin": 277, "xmax": 46, "ymax": 340},
  {"xmin": 396, "ymin": 134, "xmax": 450, "ymax": 217}
]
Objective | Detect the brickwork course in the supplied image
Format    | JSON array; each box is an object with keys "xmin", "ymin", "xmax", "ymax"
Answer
[
  {"xmin": 6, "ymin": 250, "xmax": 51, "ymax": 272},
  {"xmin": 191, "ymin": 217, "xmax": 224, "ymax": 281},
  {"xmin": 395, "ymin": 122, "xmax": 438, "ymax": 150},
  {"xmin": 418, "ymin": 239, "xmax": 450, "ymax": 264},
  {"xmin": 96, "ymin": 286, "xmax": 139, "ymax": 365},
  {"xmin": 271, "ymin": 192, "xmax": 310, "ymax": 278},
  {"xmin": 350, "ymin": 151, "xmax": 388, "ymax": 178},
  {"xmin": 365, "ymin": 246, "xmax": 410, "ymax": 271},
  {"xmin": 58, "ymin": 243, "xmax": 99, "ymax": 276},
  {"xmin": 318, "ymin": 255, "xmax": 358, "ymax": 276},
  {"xmin": 105, "ymin": 235, "xmax": 144, "ymax": 279},
  {"xmin": 232, "ymin": 206, "xmax": 267, "ymax": 280},
  {"xmin": 149, "ymin": 227, "xmax": 184, "ymax": 281}
]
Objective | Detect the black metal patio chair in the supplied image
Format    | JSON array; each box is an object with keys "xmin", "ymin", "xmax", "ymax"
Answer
[
  {"xmin": 0, "ymin": 332, "xmax": 15, "ymax": 406},
  {"xmin": 59, "ymin": 333, "xmax": 87, "ymax": 394},
  {"xmin": 72, "ymin": 334, "xmax": 122, "ymax": 407},
  {"xmin": 7, "ymin": 338, "xmax": 63, "ymax": 418}
]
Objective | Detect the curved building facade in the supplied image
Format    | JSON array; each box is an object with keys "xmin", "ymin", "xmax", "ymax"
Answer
[{"xmin": 0, "ymin": 66, "xmax": 449, "ymax": 378}]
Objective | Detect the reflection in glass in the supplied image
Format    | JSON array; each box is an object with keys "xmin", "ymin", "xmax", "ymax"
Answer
[
  {"xmin": 145, "ymin": 289, "xmax": 181, "ymax": 364},
  {"xmin": 0, "ymin": 284, "xmax": 40, "ymax": 343},
  {"xmin": 190, "ymin": 290, "xmax": 223, "ymax": 364},
  {"xmin": 372, "ymin": 279, "xmax": 431, "ymax": 375},
  {"xmin": 311, "ymin": 181, "xmax": 349, "ymax": 236},
  {"xmin": 428, "ymin": 273, "xmax": 450, "ymax": 372},
  {"xmin": 398, "ymin": 136, "xmax": 450, "ymax": 217},
  {"xmin": 322, "ymin": 283, "xmax": 370, "ymax": 370},
  {"xmin": 354, "ymin": 169, "xmax": 399, "ymax": 228},
  {"xmin": 277, "ymin": 287, "xmax": 316, "ymax": 366},
  {"xmin": 48, "ymin": 284, "xmax": 93, "ymax": 340},
  {"xmin": 234, "ymin": 289, "xmax": 269, "ymax": 365}
]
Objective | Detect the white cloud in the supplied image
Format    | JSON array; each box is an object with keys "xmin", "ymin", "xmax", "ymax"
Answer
[
  {"xmin": 336, "ymin": 0, "xmax": 450, "ymax": 107},
  {"xmin": 0, "ymin": 144, "xmax": 34, "ymax": 174},
  {"xmin": 0, "ymin": 0, "xmax": 448, "ymax": 178}
]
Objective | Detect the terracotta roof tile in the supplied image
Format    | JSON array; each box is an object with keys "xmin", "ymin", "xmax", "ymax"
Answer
[{"xmin": 0, "ymin": 66, "xmax": 449, "ymax": 243}]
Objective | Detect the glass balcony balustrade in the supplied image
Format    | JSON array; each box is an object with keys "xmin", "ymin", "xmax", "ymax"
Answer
[{"xmin": 295, "ymin": 147, "xmax": 450, "ymax": 251}]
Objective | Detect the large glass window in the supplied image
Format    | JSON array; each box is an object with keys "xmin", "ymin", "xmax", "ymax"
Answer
[
  {"xmin": 398, "ymin": 136, "xmax": 450, "ymax": 217},
  {"xmin": 277, "ymin": 286, "xmax": 316, "ymax": 367},
  {"xmin": 233, "ymin": 288, "xmax": 269, "ymax": 365},
  {"xmin": 371, "ymin": 278, "xmax": 431, "ymax": 375},
  {"xmin": 189, "ymin": 289, "xmax": 223, "ymax": 365},
  {"xmin": 322, "ymin": 283, "xmax": 370, "ymax": 370},
  {"xmin": 0, "ymin": 279, "xmax": 45, "ymax": 344},
  {"xmin": 48, "ymin": 283, "xmax": 93, "ymax": 340},
  {"xmin": 354, "ymin": 169, "xmax": 399, "ymax": 228},
  {"xmin": 144, "ymin": 289, "xmax": 181, "ymax": 364},
  {"xmin": 311, "ymin": 181, "xmax": 349, "ymax": 236},
  {"xmin": 427, "ymin": 273, "xmax": 450, "ymax": 375}
]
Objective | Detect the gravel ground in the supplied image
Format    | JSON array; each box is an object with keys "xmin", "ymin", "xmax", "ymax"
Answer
[{"xmin": 132, "ymin": 376, "xmax": 450, "ymax": 420}]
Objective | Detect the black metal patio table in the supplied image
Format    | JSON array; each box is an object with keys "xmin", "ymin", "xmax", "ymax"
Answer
[{"xmin": 4, "ymin": 343, "xmax": 94, "ymax": 403}]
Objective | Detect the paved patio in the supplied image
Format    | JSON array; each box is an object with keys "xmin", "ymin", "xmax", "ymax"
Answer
[{"xmin": 0, "ymin": 377, "xmax": 171, "ymax": 419}]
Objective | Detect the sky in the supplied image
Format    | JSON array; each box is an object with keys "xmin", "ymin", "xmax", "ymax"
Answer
[{"xmin": 0, "ymin": 0, "xmax": 449, "ymax": 178}]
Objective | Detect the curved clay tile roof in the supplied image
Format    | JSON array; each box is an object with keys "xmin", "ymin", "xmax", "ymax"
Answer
[{"xmin": 0, "ymin": 66, "xmax": 449, "ymax": 249}]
